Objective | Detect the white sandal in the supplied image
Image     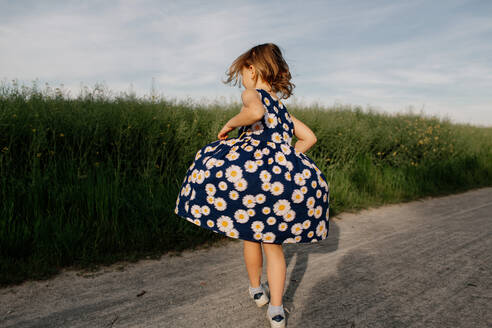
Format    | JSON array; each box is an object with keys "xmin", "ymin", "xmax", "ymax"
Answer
[
  {"xmin": 249, "ymin": 282, "xmax": 270, "ymax": 307},
  {"xmin": 266, "ymin": 310, "xmax": 286, "ymax": 328}
]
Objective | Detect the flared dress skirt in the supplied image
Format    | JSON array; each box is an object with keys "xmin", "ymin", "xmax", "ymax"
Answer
[{"xmin": 174, "ymin": 88, "xmax": 330, "ymax": 244}]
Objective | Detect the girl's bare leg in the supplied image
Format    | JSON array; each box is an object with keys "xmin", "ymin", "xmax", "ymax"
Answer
[
  {"xmin": 243, "ymin": 240, "xmax": 263, "ymax": 288},
  {"xmin": 263, "ymin": 243, "xmax": 286, "ymax": 306}
]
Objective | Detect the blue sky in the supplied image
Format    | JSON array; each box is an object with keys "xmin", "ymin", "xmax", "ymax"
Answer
[{"xmin": 1, "ymin": 0, "xmax": 491, "ymax": 126}]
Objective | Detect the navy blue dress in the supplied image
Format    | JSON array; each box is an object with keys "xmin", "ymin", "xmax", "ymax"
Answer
[{"xmin": 174, "ymin": 88, "xmax": 330, "ymax": 244}]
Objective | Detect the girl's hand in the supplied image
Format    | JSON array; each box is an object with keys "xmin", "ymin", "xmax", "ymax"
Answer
[{"xmin": 217, "ymin": 123, "xmax": 235, "ymax": 140}]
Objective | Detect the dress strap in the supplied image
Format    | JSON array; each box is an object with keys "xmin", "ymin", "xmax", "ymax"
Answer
[{"xmin": 238, "ymin": 129, "xmax": 247, "ymax": 140}]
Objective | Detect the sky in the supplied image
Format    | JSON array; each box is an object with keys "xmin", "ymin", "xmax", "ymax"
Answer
[{"xmin": 1, "ymin": 0, "xmax": 491, "ymax": 126}]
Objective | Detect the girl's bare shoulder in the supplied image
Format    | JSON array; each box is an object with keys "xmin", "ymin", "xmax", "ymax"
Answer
[{"xmin": 241, "ymin": 88, "xmax": 263, "ymax": 107}]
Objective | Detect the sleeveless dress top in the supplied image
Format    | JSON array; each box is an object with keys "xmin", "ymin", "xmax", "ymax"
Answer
[{"xmin": 174, "ymin": 88, "xmax": 330, "ymax": 244}]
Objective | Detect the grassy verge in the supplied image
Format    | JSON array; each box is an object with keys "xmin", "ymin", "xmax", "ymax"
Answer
[{"xmin": 1, "ymin": 81, "xmax": 491, "ymax": 286}]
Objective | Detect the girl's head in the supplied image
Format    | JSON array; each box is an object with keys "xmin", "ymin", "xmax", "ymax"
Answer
[{"xmin": 223, "ymin": 43, "xmax": 295, "ymax": 100}]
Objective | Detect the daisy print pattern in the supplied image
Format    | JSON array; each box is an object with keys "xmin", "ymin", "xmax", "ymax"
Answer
[
  {"xmin": 292, "ymin": 189, "xmax": 304, "ymax": 203},
  {"xmin": 270, "ymin": 181, "xmax": 284, "ymax": 196},
  {"xmin": 272, "ymin": 165, "xmax": 282, "ymax": 174},
  {"xmin": 271, "ymin": 132, "xmax": 282, "ymax": 143},
  {"xmin": 260, "ymin": 170, "xmax": 271, "ymax": 182},
  {"xmin": 255, "ymin": 193, "xmax": 266, "ymax": 204},
  {"xmin": 201, "ymin": 205, "xmax": 211, "ymax": 216},
  {"xmin": 205, "ymin": 183, "xmax": 216, "ymax": 195},
  {"xmin": 251, "ymin": 121, "xmax": 264, "ymax": 135},
  {"xmin": 273, "ymin": 199, "xmax": 290, "ymax": 216},
  {"xmin": 242, "ymin": 194, "xmax": 256, "ymax": 208},
  {"xmin": 262, "ymin": 232, "xmax": 276, "ymax": 243},
  {"xmin": 234, "ymin": 178, "xmax": 248, "ymax": 191},
  {"xmin": 218, "ymin": 181, "xmax": 228, "ymax": 191},
  {"xmin": 244, "ymin": 160, "xmax": 258, "ymax": 173},
  {"xmin": 175, "ymin": 88, "xmax": 330, "ymax": 244},
  {"xmin": 283, "ymin": 209, "xmax": 296, "ymax": 222},
  {"xmin": 275, "ymin": 151, "xmax": 288, "ymax": 165},
  {"xmin": 254, "ymin": 149, "xmax": 263, "ymax": 159},
  {"xmin": 217, "ymin": 215, "xmax": 233, "ymax": 232},
  {"xmin": 251, "ymin": 221, "xmax": 265, "ymax": 232},
  {"xmin": 225, "ymin": 165, "xmax": 242, "ymax": 183},
  {"xmin": 265, "ymin": 113, "xmax": 278, "ymax": 128},
  {"xmin": 229, "ymin": 190, "xmax": 239, "ymax": 200},
  {"xmin": 226, "ymin": 229, "xmax": 240, "ymax": 238},
  {"xmin": 235, "ymin": 209, "xmax": 249, "ymax": 223},
  {"xmin": 214, "ymin": 197, "xmax": 227, "ymax": 211}
]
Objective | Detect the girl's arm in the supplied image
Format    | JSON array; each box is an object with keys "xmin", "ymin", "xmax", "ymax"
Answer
[
  {"xmin": 290, "ymin": 114, "xmax": 317, "ymax": 153},
  {"xmin": 228, "ymin": 89, "xmax": 265, "ymax": 128},
  {"xmin": 218, "ymin": 89, "xmax": 264, "ymax": 140}
]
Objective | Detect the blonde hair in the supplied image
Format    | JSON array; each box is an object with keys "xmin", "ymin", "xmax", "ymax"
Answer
[{"xmin": 223, "ymin": 43, "xmax": 295, "ymax": 100}]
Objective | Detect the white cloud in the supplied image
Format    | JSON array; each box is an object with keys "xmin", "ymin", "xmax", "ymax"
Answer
[
  {"xmin": 389, "ymin": 69, "xmax": 455, "ymax": 85},
  {"xmin": 0, "ymin": 0, "xmax": 491, "ymax": 126}
]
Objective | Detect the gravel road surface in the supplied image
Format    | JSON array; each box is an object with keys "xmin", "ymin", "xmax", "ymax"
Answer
[{"xmin": 1, "ymin": 187, "xmax": 491, "ymax": 328}]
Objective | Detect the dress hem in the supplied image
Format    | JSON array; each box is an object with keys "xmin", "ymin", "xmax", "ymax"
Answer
[{"xmin": 175, "ymin": 208, "xmax": 326, "ymax": 245}]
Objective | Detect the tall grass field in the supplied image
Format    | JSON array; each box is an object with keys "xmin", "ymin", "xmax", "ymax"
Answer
[{"xmin": 1, "ymin": 80, "xmax": 491, "ymax": 286}]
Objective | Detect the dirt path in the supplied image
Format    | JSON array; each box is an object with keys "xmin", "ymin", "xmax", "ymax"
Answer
[{"xmin": 1, "ymin": 187, "xmax": 491, "ymax": 328}]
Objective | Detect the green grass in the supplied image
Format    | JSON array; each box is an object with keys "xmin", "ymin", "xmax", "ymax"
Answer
[{"xmin": 1, "ymin": 80, "xmax": 491, "ymax": 286}]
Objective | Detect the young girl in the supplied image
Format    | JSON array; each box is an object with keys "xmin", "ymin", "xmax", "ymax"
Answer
[{"xmin": 175, "ymin": 43, "xmax": 330, "ymax": 328}]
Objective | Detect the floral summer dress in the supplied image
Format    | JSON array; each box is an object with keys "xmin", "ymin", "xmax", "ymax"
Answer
[{"xmin": 174, "ymin": 88, "xmax": 330, "ymax": 244}]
